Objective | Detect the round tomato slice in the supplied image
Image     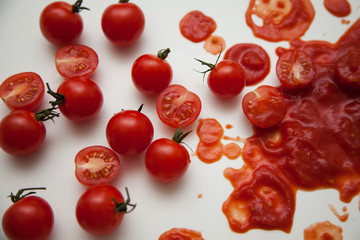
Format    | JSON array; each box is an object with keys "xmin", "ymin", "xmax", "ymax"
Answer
[
  {"xmin": 55, "ymin": 44, "xmax": 99, "ymax": 78},
  {"xmin": 276, "ymin": 49, "xmax": 316, "ymax": 91},
  {"xmin": 0, "ymin": 72, "xmax": 44, "ymax": 111},
  {"xmin": 224, "ymin": 43, "xmax": 270, "ymax": 86},
  {"xmin": 242, "ymin": 85, "xmax": 286, "ymax": 128},
  {"xmin": 156, "ymin": 84, "xmax": 201, "ymax": 128},
  {"xmin": 336, "ymin": 49, "xmax": 360, "ymax": 90},
  {"xmin": 75, "ymin": 146, "xmax": 121, "ymax": 186}
]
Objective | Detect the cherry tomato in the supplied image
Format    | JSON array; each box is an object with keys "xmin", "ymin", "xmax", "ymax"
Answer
[
  {"xmin": 39, "ymin": 0, "xmax": 88, "ymax": 45},
  {"xmin": 2, "ymin": 188, "xmax": 54, "ymax": 240},
  {"xmin": 55, "ymin": 44, "xmax": 99, "ymax": 78},
  {"xmin": 159, "ymin": 228, "xmax": 204, "ymax": 240},
  {"xmin": 76, "ymin": 184, "xmax": 136, "ymax": 236},
  {"xmin": 336, "ymin": 49, "xmax": 360, "ymax": 90},
  {"xmin": 224, "ymin": 43, "xmax": 270, "ymax": 86},
  {"xmin": 276, "ymin": 49, "xmax": 316, "ymax": 91},
  {"xmin": 145, "ymin": 127, "xmax": 191, "ymax": 183},
  {"xmin": 156, "ymin": 84, "xmax": 201, "ymax": 128},
  {"xmin": 101, "ymin": 0, "xmax": 145, "ymax": 47},
  {"xmin": 242, "ymin": 85, "xmax": 286, "ymax": 128},
  {"xmin": 75, "ymin": 145, "xmax": 121, "ymax": 186},
  {"xmin": 131, "ymin": 48, "xmax": 173, "ymax": 95},
  {"xmin": 0, "ymin": 72, "xmax": 45, "ymax": 111},
  {"xmin": 179, "ymin": 10, "xmax": 217, "ymax": 43},
  {"xmin": 106, "ymin": 105, "xmax": 154, "ymax": 156},
  {"xmin": 47, "ymin": 76, "xmax": 103, "ymax": 122}
]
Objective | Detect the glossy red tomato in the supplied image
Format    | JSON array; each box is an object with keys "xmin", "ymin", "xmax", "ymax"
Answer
[
  {"xmin": 145, "ymin": 128, "xmax": 191, "ymax": 183},
  {"xmin": 2, "ymin": 188, "xmax": 54, "ymax": 240},
  {"xmin": 0, "ymin": 110, "xmax": 47, "ymax": 156},
  {"xmin": 39, "ymin": 0, "xmax": 88, "ymax": 45},
  {"xmin": 106, "ymin": 105, "xmax": 154, "ymax": 156},
  {"xmin": 0, "ymin": 72, "xmax": 45, "ymax": 111},
  {"xmin": 76, "ymin": 184, "xmax": 136, "ymax": 236},
  {"xmin": 242, "ymin": 85, "xmax": 286, "ymax": 128},
  {"xmin": 101, "ymin": 0, "xmax": 145, "ymax": 47},
  {"xmin": 75, "ymin": 145, "xmax": 121, "ymax": 186},
  {"xmin": 55, "ymin": 44, "xmax": 99, "ymax": 78},
  {"xmin": 336, "ymin": 49, "xmax": 360, "ymax": 90},
  {"xmin": 156, "ymin": 84, "xmax": 202, "ymax": 128},
  {"xmin": 47, "ymin": 76, "xmax": 103, "ymax": 122},
  {"xmin": 131, "ymin": 48, "xmax": 173, "ymax": 95},
  {"xmin": 276, "ymin": 49, "xmax": 316, "ymax": 91}
]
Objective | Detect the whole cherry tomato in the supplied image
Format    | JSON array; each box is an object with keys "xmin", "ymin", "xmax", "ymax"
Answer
[
  {"xmin": 106, "ymin": 105, "xmax": 154, "ymax": 156},
  {"xmin": 39, "ymin": 0, "xmax": 89, "ymax": 45},
  {"xmin": 2, "ymin": 188, "xmax": 54, "ymax": 240},
  {"xmin": 145, "ymin": 127, "xmax": 191, "ymax": 183},
  {"xmin": 131, "ymin": 48, "xmax": 173, "ymax": 95},
  {"xmin": 47, "ymin": 76, "xmax": 103, "ymax": 122},
  {"xmin": 0, "ymin": 72, "xmax": 45, "ymax": 112},
  {"xmin": 101, "ymin": 0, "xmax": 145, "ymax": 47},
  {"xmin": 75, "ymin": 184, "xmax": 136, "ymax": 236}
]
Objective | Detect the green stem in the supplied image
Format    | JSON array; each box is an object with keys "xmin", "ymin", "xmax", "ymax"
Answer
[
  {"xmin": 35, "ymin": 107, "xmax": 60, "ymax": 122},
  {"xmin": 8, "ymin": 187, "xmax": 46, "ymax": 203},
  {"xmin": 119, "ymin": 0, "xmax": 130, "ymax": 3},
  {"xmin": 46, "ymin": 83, "xmax": 65, "ymax": 109},
  {"xmin": 172, "ymin": 125, "xmax": 191, "ymax": 144},
  {"xmin": 157, "ymin": 48, "xmax": 171, "ymax": 60},
  {"xmin": 112, "ymin": 188, "xmax": 136, "ymax": 214},
  {"xmin": 72, "ymin": 0, "xmax": 90, "ymax": 13}
]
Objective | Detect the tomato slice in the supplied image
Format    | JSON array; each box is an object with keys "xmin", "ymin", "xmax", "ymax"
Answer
[
  {"xmin": 224, "ymin": 43, "xmax": 270, "ymax": 86},
  {"xmin": 0, "ymin": 72, "xmax": 44, "ymax": 111},
  {"xmin": 242, "ymin": 85, "xmax": 286, "ymax": 128},
  {"xmin": 156, "ymin": 84, "xmax": 201, "ymax": 128},
  {"xmin": 336, "ymin": 49, "xmax": 360, "ymax": 90},
  {"xmin": 55, "ymin": 44, "xmax": 99, "ymax": 78},
  {"xmin": 276, "ymin": 49, "xmax": 316, "ymax": 91},
  {"xmin": 75, "ymin": 146, "xmax": 121, "ymax": 186}
]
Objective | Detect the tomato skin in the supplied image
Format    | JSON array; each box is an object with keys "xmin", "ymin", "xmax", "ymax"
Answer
[
  {"xmin": 336, "ymin": 49, "xmax": 360, "ymax": 90},
  {"xmin": 101, "ymin": 2, "xmax": 145, "ymax": 47},
  {"xmin": 55, "ymin": 44, "xmax": 99, "ymax": 78},
  {"xmin": 75, "ymin": 184, "xmax": 125, "ymax": 236},
  {"xmin": 106, "ymin": 108, "xmax": 154, "ymax": 156},
  {"xmin": 2, "ymin": 196, "xmax": 54, "ymax": 240},
  {"xmin": 39, "ymin": 1, "xmax": 83, "ymax": 45},
  {"xmin": 0, "ymin": 110, "xmax": 46, "ymax": 156},
  {"xmin": 57, "ymin": 76, "xmax": 103, "ymax": 122},
  {"xmin": 207, "ymin": 60, "xmax": 245, "ymax": 98},
  {"xmin": 0, "ymin": 72, "xmax": 45, "ymax": 112},
  {"xmin": 75, "ymin": 145, "xmax": 121, "ymax": 186},
  {"xmin": 156, "ymin": 84, "xmax": 202, "ymax": 128},
  {"xmin": 131, "ymin": 52, "xmax": 173, "ymax": 95},
  {"xmin": 145, "ymin": 138, "xmax": 190, "ymax": 183}
]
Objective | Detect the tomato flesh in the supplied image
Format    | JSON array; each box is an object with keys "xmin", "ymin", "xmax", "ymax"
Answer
[
  {"xmin": 75, "ymin": 145, "xmax": 121, "ymax": 186},
  {"xmin": 55, "ymin": 44, "xmax": 99, "ymax": 78},
  {"xmin": 0, "ymin": 72, "xmax": 44, "ymax": 111},
  {"xmin": 336, "ymin": 49, "xmax": 360, "ymax": 90}
]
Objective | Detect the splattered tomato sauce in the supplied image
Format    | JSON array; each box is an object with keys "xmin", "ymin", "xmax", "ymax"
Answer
[
  {"xmin": 304, "ymin": 221, "xmax": 343, "ymax": 240},
  {"xmin": 159, "ymin": 228, "xmax": 204, "ymax": 240},
  {"xmin": 324, "ymin": 0, "xmax": 351, "ymax": 17}
]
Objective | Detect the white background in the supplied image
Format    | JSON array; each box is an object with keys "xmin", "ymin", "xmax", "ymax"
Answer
[{"xmin": 0, "ymin": 0, "xmax": 359, "ymax": 239}]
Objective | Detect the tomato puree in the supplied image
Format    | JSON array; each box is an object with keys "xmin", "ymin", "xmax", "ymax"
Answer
[
  {"xmin": 304, "ymin": 221, "xmax": 343, "ymax": 240},
  {"xmin": 324, "ymin": 0, "xmax": 351, "ymax": 17},
  {"xmin": 159, "ymin": 228, "xmax": 204, "ymax": 240},
  {"xmin": 179, "ymin": 11, "xmax": 216, "ymax": 43}
]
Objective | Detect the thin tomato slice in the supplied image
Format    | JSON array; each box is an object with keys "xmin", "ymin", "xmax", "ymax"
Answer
[
  {"xmin": 75, "ymin": 145, "xmax": 120, "ymax": 186},
  {"xmin": 242, "ymin": 85, "xmax": 286, "ymax": 128},
  {"xmin": 156, "ymin": 84, "xmax": 201, "ymax": 128},
  {"xmin": 0, "ymin": 72, "xmax": 45, "ymax": 111},
  {"xmin": 55, "ymin": 44, "xmax": 99, "ymax": 78}
]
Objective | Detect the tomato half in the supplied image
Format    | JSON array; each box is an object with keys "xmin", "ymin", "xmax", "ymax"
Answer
[
  {"xmin": 276, "ymin": 49, "xmax": 316, "ymax": 91},
  {"xmin": 55, "ymin": 44, "xmax": 99, "ymax": 78},
  {"xmin": 156, "ymin": 84, "xmax": 201, "ymax": 128},
  {"xmin": 0, "ymin": 72, "xmax": 45, "ymax": 111},
  {"xmin": 106, "ymin": 105, "xmax": 154, "ymax": 156},
  {"xmin": 224, "ymin": 43, "xmax": 270, "ymax": 86},
  {"xmin": 101, "ymin": 1, "xmax": 145, "ymax": 47},
  {"xmin": 76, "ymin": 184, "xmax": 136, "ymax": 236},
  {"xmin": 159, "ymin": 228, "xmax": 204, "ymax": 240},
  {"xmin": 131, "ymin": 48, "xmax": 173, "ymax": 95},
  {"xmin": 75, "ymin": 145, "xmax": 121, "ymax": 186},
  {"xmin": 2, "ymin": 188, "xmax": 54, "ymax": 240},
  {"xmin": 336, "ymin": 49, "xmax": 360, "ymax": 90},
  {"xmin": 39, "ymin": 1, "xmax": 87, "ymax": 45},
  {"xmin": 242, "ymin": 85, "xmax": 286, "ymax": 128},
  {"xmin": 0, "ymin": 110, "xmax": 46, "ymax": 156}
]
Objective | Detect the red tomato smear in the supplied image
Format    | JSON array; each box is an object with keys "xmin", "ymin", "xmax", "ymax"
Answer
[
  {"xmin": 324, "ymin": 0, "xmax": 351, "ymax": 17},
  {"xmin": 304, "ymin": 221, "xmax": 343, "ymax": 240},
  {"xmin": 328, "ymin": 204, "xmax": 349, "ymax": 222},
  {"xmin": 159, "ymin": 228, "xmax": 204, "ymax": 240}
]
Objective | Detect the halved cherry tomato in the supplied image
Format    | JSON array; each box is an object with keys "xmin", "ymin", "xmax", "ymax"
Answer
[
  {"xmin": 75, "ymin": 145, "xmax": 121, "ymax": 186},
  {"xmin": 179, "ymin": 10, "xmax": 217, "ymax": 43},
  {"xmin": 276, "ymin": 49, "xmax": 316, "ymax": 91},
  {"xmin": 242, "ymin": 85, "xmax": 286, "ymax": 128},
  {"xmin": 55, "ymin": 44, "xmax": 99, "ymax": 78},
  {"xmin": 335, "ymin": 49, "xmax": 360, "ymax": 90},
  {"xmin": 156, "ymin": 84, "xmax": 201, "ymax": 128},
  {"xmin": 159, "ymin": 228, "xmax": 204, "ymax": 240},
  {"xmin": 224, "ymin": 43, "xmax": 270, "ymax": 86},
  {"xmin": 0, "ymin": 72, "xmax": 45, "ymax": 112}
]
